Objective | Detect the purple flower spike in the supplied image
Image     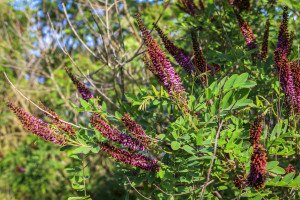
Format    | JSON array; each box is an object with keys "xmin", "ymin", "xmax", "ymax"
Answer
[
  {"xmin": 65, "ymin": 67, "xmax": 93, "ymax": 101},
  {"xmin": 259, "ymin": 19, "xmax": 270, "ymax": 60},
  {"xmin": 247, "ymin": 144, "xmax": 267, "ymax": 190},
  {"xmin": 100, "ymin": 143, "xmax": 159, "ymax": 172},
  {"xmin": 153, "ymin": 24, "xmax": 195, "ymax": 75},
  {"xmin": 235, "ymin": 11, "xmax": 257, "ymax": 50},
  {"xmin": 121, "ymin": 113, "xmax": 150, "ymax": 147},
  {"xmin": 190, "ymin": 31, "xmax": 220, "ymax": 79},
  {"xmin": 42, "ymin": 105, "xmax": 76, "ymax": 136},
  {"xmin": 136, "ymin": 13, "xmax": 188, "ymax": 111},
  {"xmin": 90, "ymin": 113, "xmax": 145, "ymax": 151},
  {"xmin": 278, "ymin": 61, "xmax": 297, "ymax": 107},
  {"xmin": 274, "ymin": 7, "xmax": 299, "ymax": 111},
  {"xmin": 276, "ymin": 7, "xmax": 290, "ymax": 59},
  {"xmin": 191, "ymin": 30, "xmax": 208, "ymax": 74},
  {"xmin": 290, "ymin": 60, "xmax": 300, "ymax": 112},
  {"xmin": 7, "ymin": 102, "xmax": 67, "ymax": 145},
  {"xmin": 249, "ymin": 115, "xmax": 263, "ymax": 146}
]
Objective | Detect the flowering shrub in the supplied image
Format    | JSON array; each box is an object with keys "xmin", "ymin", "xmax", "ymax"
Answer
[{"xmin": 4, "ymin": 0, "xmax": 300, "ymax": 199}]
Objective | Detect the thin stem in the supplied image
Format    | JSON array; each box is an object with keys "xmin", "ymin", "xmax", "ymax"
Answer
[
  {"xmin": 200, "ymin": 120, "xmax": 224, "ymax": 199},
  {"xmin": 4, "ymin": 72, "xmax": 92, "ymax": 130},
  {"xmin": 62, "ymin": 3, "xmax": 97, "ymax": 58},
  {"xmin": 82, "ymin": 155, "xmax": 87, "ymax": 197},
  {"xmin": 126, "ymin": 176, "xmax": 152, "ymax": 200}
]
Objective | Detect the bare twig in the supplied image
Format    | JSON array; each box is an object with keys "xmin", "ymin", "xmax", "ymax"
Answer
[
  {"xmin": 126, "ymin": 176, "xmax": 152, "ymax": 200},
  {"xmin": 47, "ymin": 13, "xmax": 118, "ymax": 109},
  {"xmin": 200, "ymin": 120, "xmax": 224, "ymax": 199},
  {"xmin": 62, "ymin": 3, "xmax": 97, "ymax": 57},
  {"xmin": 4, "ymin": 72, "xmax": 91, "ymax": 130}
]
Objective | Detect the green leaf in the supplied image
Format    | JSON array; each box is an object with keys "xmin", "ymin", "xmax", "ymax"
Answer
[
  {"xmin": 290, "ymin": 175, "xmax": 300, "ymax": 187},
  {"xmin": 232, "ymin": 99, "xmax": 253, "ymax": 109},
  {"xmin": 71, "ymin": 183, "xmax": 85, "ymax": 191},
  {"xmin": 270, "ymin": 166, "xmax": 286, "ymax": 175},
  {"xmin": 241, "ymin": 191, "xmax": 258, "ymax": 197},
  {"xmin": 90, "ymin": 146, "xmax": 100, "ymax": 153},
  {"xmin": 79, "ymin": 98, "xmax": 89, "ymax": 110},
  {"xmin": 281, "ymin": 172, "xmax": 295, "ymax": 184},
  {"xmin": 220, "ymin": 91, "xmax": 233, "ymax": 109},
  {"xmin": 267, "ymin": 161, "xmax": 279, "ymax": 170},
  {"xmin": 233, "ymin": 73, "xmax": 248, "ymax": 88},
  {"xmin": 182, "ymin": 145, "xmax": 195, "ymax": 154},
  {"xmin": 152, "ymin": 85, "xmax": 159, "ymax": 96},
  {"xmin": 270, "ymin": 123, "xmax": 281, "ymax": 141},
  {"xmin": 70, "ymin": 146, "xmax": 91, "ymax": 155},
  {"xmin": 114, "ymin": 111, "xmax": 122, "ymax": 119},
  {"xmin": 102, "ymin": 101, "xmax": 107, "ymax": 112},
  {"xmin": 218, "ymin": 185, "xmax": 227, "ymax": 190},
  {"xmin": 240, "ymin": 80, "xmax": 256, "ymax": 88},
  {"xmin": 223, "ymin": 74, "xmax": 238, "ymax": 91},
  {"xmin": 268, "ymin": 176, "xmax": 281, "ymax": 184},
  {"xmin": 153, "ymin": 99, "xmax": 160, "ymax": 105},
  {"xmin": 171, "ymin": 141, "xmax": 181, "ymax": 151},
  {"xmin": 157, "ymin": 169, "xmax": 165, "ymax": 179},
  {"xmin": 158, "ymin": 134, "xmax": 165, "ymax": 140},
  {"xmin": 196, "ymin": 132, "xmax": 203, "ymax": 146}
]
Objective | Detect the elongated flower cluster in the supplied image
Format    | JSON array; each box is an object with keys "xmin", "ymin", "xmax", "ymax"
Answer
[
  {"xmin": 259, "ymin": 19, "xmax": 270, "ymax": 60},
  {"xmin": 178, "ymin": 0, "xmax": 201, "ymax": 16},
  {"xmin": 91, "ymin": 112, "xmax": 159, "ymax": 171},
  {"xmin": 285, "ymin": 164, "xmax": 295, "ymax": 174},
  {"xmin": 65, "ymin": 67, "xmax": 94, "ymax": 101},
  {"xmin": 153, "ymin": 24, "xmax": 195, "ymax": 75},
  {"xmin": 7, "ymin": 102, "xmax": 67, "ymax": 145},
  {"xmin": 234, "ymin": 11, "xmax": 271, "ymax": 61},
  {"xmin": 247, "ymin": 144, "xmax": 267, "ymax": 190},
  {"xmin": 228, "ymin": 0, "xmax": 250, "ymax": 11},
  {"xmin": 191, "ymin": 30, "xmax": 221, "ymax": 83},
  {"xmin": 274, "ymin": 7, "xmax": 300, "ymax": 112},
  {"xmin": 278, "ymin": 62, "xmax": 297, "ymax": 109},
  {"xmin": 90, "ymin": 113, "xmax": 145, "ymax": 151},
  {"xmin": 290, "ymin": 60, "xmax": 300, "ymax": 111},
  {"xmin": 190, "ymin": 31, "xmax": 221, "ymax": 83},
  {"xmin": 235, "ymin": 116, "xmax": 267, "ymax": 190},
  {"xmin": 191, "ymin": 30, "xmax": 207, "ymax": 75},
  {"xmin": 42, "ymin": 105, "xmax": 76, "ymax": 136},
  {"xmin": 136, "ymin": 13, "xmax": 188, "ymax": 110},
  {"xmin": 191, "ymin": 31, "xmax": 221, "ymax": 76},
  {"xmin": 247, "ymin": 116, "xmax": 267, "ymax": 190},
  {"xmin": 191, "ymin": 31, "xmax": 207, "ymax": 73},
  {"xmin": 100, "ymin": 143, "xmax": 159, "ymax": 172},
  {"xmin": 121, "ymin": 113, "xmax": 150, "ymax": 147},
  {"xmin": 235, "ymin": 11, "xmax": 257, "ymax": 50},
  {"xmin": 276, "ymin": 7, "xmax": 290, "ymax": 58},
  {"xmin": 249, "ymin": 115, "xmax": 263, "ymax": 146}
]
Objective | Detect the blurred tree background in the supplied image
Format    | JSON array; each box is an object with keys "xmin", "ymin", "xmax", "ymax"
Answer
[
  {"xmin": 0, "ymin": 0, "xmax": 160, "ymax": 198},
  {"xmin": 1, "ymin": 0, "xmax": 300, "ymax": 199}
]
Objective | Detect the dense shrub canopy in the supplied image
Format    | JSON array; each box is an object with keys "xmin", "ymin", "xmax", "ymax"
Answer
[{"xmin": 1, "ymin": 0, "xmax": 300, "ymax": 199}]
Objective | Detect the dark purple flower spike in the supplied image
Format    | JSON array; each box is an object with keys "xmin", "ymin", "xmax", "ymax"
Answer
[{"xmin": 7, "ymin": 102, "xmax": 67, "ymax": 145}]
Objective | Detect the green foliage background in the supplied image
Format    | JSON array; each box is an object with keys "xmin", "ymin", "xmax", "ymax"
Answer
[{"xmin": 1, "ymin": 0, "xmax": 300, "ymax": 199}]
